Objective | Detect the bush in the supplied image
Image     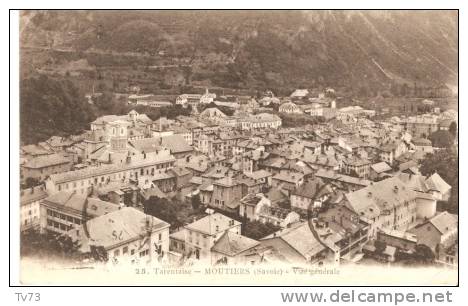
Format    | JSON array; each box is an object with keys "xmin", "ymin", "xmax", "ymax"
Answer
[{"xmin": 242, "ymin": 220, "xmax": 281, "ymax": 240}]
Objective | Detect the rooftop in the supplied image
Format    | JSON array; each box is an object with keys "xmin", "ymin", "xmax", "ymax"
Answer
[
  {"xmin": 20, "ymin": 185, "xmax": 48, "ymax": 206},
  {"xmin": 74, "ymin": 207, "xmax": 169, "ymax": 250},
  {"xmin": 184, "ymin": 213, "xmax": 241, "ymax": 235},
  {"xmin": 43, "ymin": 192, "xmax": 120, "ymax": 217},
  {"xmin": 211, "ymin": 231, "xmax": 260, "ymax": 256},
  {"xmin": 291, "ymin": 179, "xmax": 333, "ymax": 199},
  {"xmin": 428, "ymin": 212, "xmax": 458, "ymax": 235},
  {"xmin": 22, "ymin": 153, "xmax": 71, "ymax": 169},
  {"xmin": 262, "ymin": 222, "xmax": 327, "ymax": 259},
  {"xmin": 345, "ymin": 177, "xmax": 417, "ymax": 220}
]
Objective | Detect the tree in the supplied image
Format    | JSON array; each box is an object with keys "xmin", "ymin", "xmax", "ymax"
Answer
[
  {"xmin": 143, "ymin": 196, "xmax": 182, "ymax": 229},
  {"xmin": 22, "ymin": 177, "xmax": 41, "ymax": 189},
  {"xmin": 20, "ymin": 75, "xmax": 94, "ymax": 144},
  {"xmin": 374, "ymin": 240, "xmax": 387, "ymax": 254},
  {"xmin": 242, "ymin": 220, "xmax": 281, "ymax": 240},
  {"xmin": 21, "ymin": 228, "xmax": 82, "ymax": 261},
  {"xmin": 191, "ymin": 193, "xmax": 201, "ymax": 210},
  {"xmin": 413, "ymin": 244, "xmax": 435, "ymax": 264},
  {"xmin": 429, "ymin": 130, "xmax": 454, "ymax": 148},
  {"xmin": 420, "ymin": 149, "xmax": 458, "ymax": 213},
  {"xmin": 449, "ymin": 121, "xmax": 457, "ymax": 137}
]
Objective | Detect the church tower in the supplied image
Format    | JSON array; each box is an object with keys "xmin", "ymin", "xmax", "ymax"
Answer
[{"xmin": 109, "ymin": 120, "xmax": 130, "ymax": 153}]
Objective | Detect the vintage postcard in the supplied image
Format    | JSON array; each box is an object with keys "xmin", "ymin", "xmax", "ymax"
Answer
[{"xmin": 16, "ymin": 10, "xmax": 458, "ymax": 286}]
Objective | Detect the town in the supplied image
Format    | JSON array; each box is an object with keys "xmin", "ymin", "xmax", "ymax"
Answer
[{"xmin": 19, "ymin": 86, "xmax": 458, "ymax": 269}]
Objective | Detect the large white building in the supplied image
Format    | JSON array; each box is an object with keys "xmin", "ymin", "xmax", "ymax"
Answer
[
  {"xmin": 45, "ymin": 150, "xmax": 176, "ymax": 195},
  {"xmin": 345, "ymin": 177, "xmax": 418, "ymax": 237},
  {"xmin": 279, "ymin": 101, "xmax": 302, "ymax": 114},
  {"xmin": 68, "ymin": 207, "xmax": 170, "ymax": 265},
  {"xmin": 238, "ymin": 113, "xmax": 282, "ymax": 130},
  {"xmin": 20, "ymin": 185, "xmax": 48, "ymax": 231}
]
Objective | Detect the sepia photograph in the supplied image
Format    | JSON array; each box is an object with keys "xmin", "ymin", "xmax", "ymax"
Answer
[{"xmin": 15, "ymin": 9, "xmax": 458, "ymax": 286}]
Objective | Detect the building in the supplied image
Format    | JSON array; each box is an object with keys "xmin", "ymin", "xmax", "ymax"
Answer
[
  {"xmin": 182, "ymin": 213, "xmax": 242, "ymax": 261},
  {"xmin": 176, "ymin": 94, "xmax": 202, "ymax": 106},
  {"xmin": 199, "ymin": 107, "xmax": 228, "ymax": 124},
  {"xmin": 377, "ymin": 230, "xmax": 418, "ymax": 254},
  {"xmin": 260, "ymin": 222, "xmax": 332, "ymax": 265},
  {"xmin": 290, "ymin": 89, "xmax": 309, "ymax": 99},
  {"xmin": 378, "ymin": 140, "xmax": 408, "ymax": 165},
  {"xmin": 128, "ymin": 94, "xmax": 173, "ymax": 108},
  {"xmin": 211, "ymin": 231, "xmax": 260, "ymax": 265},
  {"xmin": 412, "ymin": 138, "xmax": 433, "ymax": 154},
  {"xmin": 396, "ymin": 173, "xmax": 438, "ymax": 220},
  {"xmin": 341, "ymin": 156, "xmax": 372, "ymax": 179},
  {"xmin": 290, "ymin": 179, "xmax": 334, "ymax": 211},
  {"xmin": 211, "ymin": 177, "xmax": 244, "ymax": 213},
  {"xmin": 313, "ymin": 204, "xmax": 370, "ymax": 263},
  {"xmin": 20, "ymin": 185, "xmax": 48, "ymax": 231},
  {"xmin": 39, "ymin": 192, "xmax": 120, "ymax": 234},
  {"xmin": 45, "ymin": 150, "xmax": 176, "ymax": 195},
  {"xmin": 21, "ymin": 153, "xmax": 72, "ymax": 182},
  {"xmin": 315, "ymin": 169, "xmax": 371, "ymax": 192},
  {"xmin": 425, "ymin": 172, "xmax": 452, "ymax": 201},
  {"xmin": 68, "ymin": 207, "xmax": 170, "ymax": 264},
  {"xmin": 91, "ymin": 110, "xmax": 152, "ymax": 132},
  {"xmin": 272, "ymin": 171, "xmax": 304, "ymax": 194},
  {"xmin": 409, "ymin": 212, "xmax": 457, "ymax": 252},
  {"xmin": 243, "ymin": 169, "xmax": 272, "ymax": 187},
  {"xmin": 402, "ymin": 115, "xmax": 439, "ymax": 139},
  {"xmin": 345, "ymin": 177, "xmax": 418, "ymax": 238},
  {"xmin": 238, "ymin": 113, "xmax": 282, "ymax": 130},
  {"xmin": 130, "ymin": 135, "xmax": 193, "ymax": 159},
  {"xmin": 200, "ymin": 88, "xmax": 216, "ymax": 104},
  {"xmin": 279, "ymin": 102, "xmax": 302, "ymax": 114},
  {"xmin": 239, "ymin": 193, "xmax": 272, "ymax": 222},
  {"xmin": 369, "ymin": 161, "xmax": 392, "ymax": 181},
  {"xmin": 172, "ymin": 126, "xmax": 193, "ymax": 145}
]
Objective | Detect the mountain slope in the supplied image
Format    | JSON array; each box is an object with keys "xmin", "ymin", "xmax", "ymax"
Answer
[{"xmin": 20, "ymin": 10, "xmax": 458, "ymax": 92}]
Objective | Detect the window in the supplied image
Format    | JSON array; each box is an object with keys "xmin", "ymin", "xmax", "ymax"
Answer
[
  {"xmin": 158, "ymin": 233, "xmax": 162, "ymax": 241},
  {"xmin": 114, "ymin": 249, "xmax": 120, "ymax": 257},
  {"xmin": 123, "ymin": 246, "xmax": 128, "ymax": 255},
  {"xmin": 131, "ymin": 249, "xmax": 135, "ymax": 255}
]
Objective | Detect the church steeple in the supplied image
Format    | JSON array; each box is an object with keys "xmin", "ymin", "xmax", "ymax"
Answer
[{"xmin": 109, "ymin": 120, "xmax": 130, "ymax": 153}]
